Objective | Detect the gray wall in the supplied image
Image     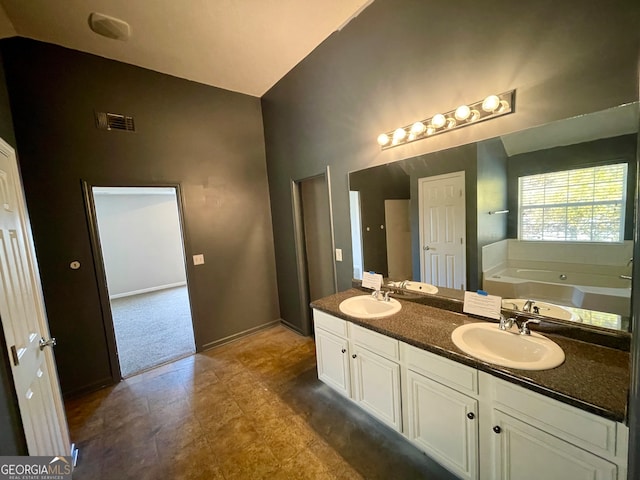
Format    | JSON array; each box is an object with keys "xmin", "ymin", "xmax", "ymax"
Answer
[
  {"xmin": 93, "ymin": 193, "xmax": 186, "ymax": 297},
  {"xmin": 1, "ymin": 37, "xmax": 279, "ymax": 396},
  {"xmin": 262, "ymin": 0, "xmax": 640, "ymax": 333},
  {"xmin": 476, "ymin": 138, "xmax": 509, "ymax": 287},
  {"xmin": 0, "ymin": 48, "xmax": 28, "ymax": 455}
]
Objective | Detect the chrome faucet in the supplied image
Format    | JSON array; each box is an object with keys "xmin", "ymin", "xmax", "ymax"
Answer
[
  {"xmin": 499, "ymin": 315, "xmax": 516, "ymax": 331},
  {"xmin": 519, "ymin": 319, "xmax": 541, "ymax": 335},
  {"xmin": 522, "ymin": 300, "xmax": 535, "ymax": 312},
  {"xmin": 371, "ymin": 290, "xmax": 391, "ymax": 302},
  {"xmin": 499, "ymin": 315, "xmax": 541, "ymax": 335}
]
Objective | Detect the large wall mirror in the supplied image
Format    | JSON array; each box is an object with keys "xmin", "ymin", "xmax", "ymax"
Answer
[{"xmin": 349, "ymin": 102, "xmax": 638, "ymax": 334}]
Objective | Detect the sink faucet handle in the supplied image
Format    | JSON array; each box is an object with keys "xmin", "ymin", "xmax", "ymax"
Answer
[
  {"xmin": 519, "ymin": 319, "xmax": 541, "ymax": 335},
  {"xmin": 383, "ymin": 290, "xmax": 391, "ymax": 302},
  {"xmin": 371, "ymin": 289, "xmax": 380, "ymax": 300},
  {"xmin": 499, "ymin": 315, "xmax": 516, "ymax": 331}
]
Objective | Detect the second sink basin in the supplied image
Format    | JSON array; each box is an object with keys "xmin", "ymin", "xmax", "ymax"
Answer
[
  {"xmin": 502, "ymin": 298, "xmax": 580, "ymax": 322},
  {"xmin": 451, "ymin": 322, "xmax": 565, "ymax": 370},
  {"xmin": 339, "ymin": 295, "xmax": 401, "ymax": 319}
]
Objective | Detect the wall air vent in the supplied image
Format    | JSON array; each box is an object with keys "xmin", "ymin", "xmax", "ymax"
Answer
[{"xmin": 95, "ymin": 112, "xmax": 135, "ymax": 132}]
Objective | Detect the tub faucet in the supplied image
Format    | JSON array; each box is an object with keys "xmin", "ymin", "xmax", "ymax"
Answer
[{"xmin": 522, "ymin": 300, "xmax": 535, "ymax": 312}]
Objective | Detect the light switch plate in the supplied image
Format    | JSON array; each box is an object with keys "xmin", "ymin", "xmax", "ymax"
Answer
[
  {"xmin": 335, "ymin": 248, "xmax": 343, "ymax": 262},
  {"xmin": 193, "ymin": 254, "xmax": 205, "ymax": 265}
]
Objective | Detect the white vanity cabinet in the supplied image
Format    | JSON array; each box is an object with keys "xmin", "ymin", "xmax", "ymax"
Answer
[
  {"xmin": 315, "ymin": 327, "xmax": 351, "ymax": 397},
  {"xmin": 312, "ymin": 309, "xmax": 629, "ymax": 480},
  {"xmin": 314, "ymin": 310, "xmax": 402, "ymax": 432},
  {"xmin": 402, "ymin": 343, "xmax": 479, "ymax": 480},
  {"xmin": 490, "ymin": 410, "xmax": 617, "ymax": 480},
  {"xmin": 481, "ymin": 372, "xmax": 628, "ymax": 480}
]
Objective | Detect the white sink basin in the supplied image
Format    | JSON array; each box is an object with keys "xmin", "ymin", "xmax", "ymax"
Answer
[
  {"xmin": 502, "ymin": 298, "xmax": 580, "ymax": 322},
  {"xmin": 339, "ymin": 295, "xmax": 401, "ymax": 319},
  {"xmin": 451, "ymin": 322, "xmax": 565, "ymax": 370},
  {"xmin": 404, "ymin": 281, "xmax": 438, "ymax": 294}
]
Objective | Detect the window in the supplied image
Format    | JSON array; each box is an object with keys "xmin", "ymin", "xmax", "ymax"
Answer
[{"xmin": 518, "ymin": 163, "xmax": 627, "ymax": 242}]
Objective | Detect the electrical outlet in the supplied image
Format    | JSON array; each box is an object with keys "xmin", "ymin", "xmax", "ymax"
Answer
[
  {"xmin": 335, "ymin": 249, "xmax": 343, "ymax": 262},
  {"xmin": 193, "ymin": 254, "xmax": 205, "ymax": 265}
]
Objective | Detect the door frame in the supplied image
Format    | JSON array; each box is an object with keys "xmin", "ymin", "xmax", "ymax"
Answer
[
  {"xmin": 418, "ymin": 171, "xmax": 466, "ymax": 289},
  {"xmin": 82, "ymin": 181, "xmax": 197, "ymax": 383},
  {"xmin": 290, "ymin": 166, "xmax": 337, "ymax": 336}
]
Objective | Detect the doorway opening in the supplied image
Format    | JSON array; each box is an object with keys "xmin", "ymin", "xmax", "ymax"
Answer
[
  {"xmin": 91, "ymin": 186, "xmax": 195, "ymax": 378},
  {"xmin": 291, "ymin": 171, "xmax": 337, "ymax": 336}
]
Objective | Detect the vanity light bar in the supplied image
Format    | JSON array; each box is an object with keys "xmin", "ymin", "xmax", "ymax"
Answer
[{"xmin": 377, "ymin": 90, "xmax": 516, "ymax": 150}]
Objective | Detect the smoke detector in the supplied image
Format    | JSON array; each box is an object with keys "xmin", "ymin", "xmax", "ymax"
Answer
[{"xmin": 88, "ymin": 12, "xmax": 131, "ymax": 41}]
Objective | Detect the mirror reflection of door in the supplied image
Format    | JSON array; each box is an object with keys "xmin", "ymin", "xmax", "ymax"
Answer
[
  {"xmin": 384, "ymin": 199, "xmax": 412, "ymax": 281},
  {"xmin": 419, "ymin": 172, "xmax": 466, "ymax": 289},
  {"xmin": 92, "ymin": 187, "xmax": 196, "ymax": 378}
]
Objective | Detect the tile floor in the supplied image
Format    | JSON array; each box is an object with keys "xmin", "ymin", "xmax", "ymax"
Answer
[{"xmin": 65, "ymin": 325, "xmax": 456, "ymax": 479}]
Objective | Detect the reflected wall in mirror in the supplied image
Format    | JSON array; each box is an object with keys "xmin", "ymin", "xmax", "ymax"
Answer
[{"xmin": 349, "ymin": 102, "xmax": 638, "ymax": 332}]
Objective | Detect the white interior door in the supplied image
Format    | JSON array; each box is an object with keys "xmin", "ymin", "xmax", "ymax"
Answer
[
  {"xmin": 384, "ymin": 199, "xmax": 412, "ymax": 281},
  {"xmin": 419, "ymin": 172, "xmax": 466, "ymax": 290},
  {"xmin": 0, "ymin": 138, "xmax": 71, "ymax": 455}
]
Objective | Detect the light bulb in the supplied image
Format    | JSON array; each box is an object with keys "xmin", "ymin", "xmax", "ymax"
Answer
[
  {"xmin": 377, "ymin": 133, "xmax": 390, "ymax": 146},
  {"xmin": 393, "ymin": 128, "xmax": 406, "ymax": 142},
  {"xmin": 445, "ymin": 117, "xmax": 456, "ymax": 129},
  {"xmin": 431, "ymin": 114, "xmax": 446, "ymax": 128},
  {"xmin": 410, "ymin": 122, "xmax": 426, "ymax": 135},
  {"xmin": 454, "ymin": 105, "xmax": 471, "ymax": 121},
  {"xmin": 469, "ymin": 109, "xmax": 480, "ymax": 121},
  {"xmin": 482, "ymin": 95, "xmax": 501, "ymax": 112},
  {"xmin": 496, "ymin": 100, "xmax": 510, "ymax": 113},
  {"xmin": 426, "ymin": 125, "xmax": 436, "ymax": 135}
]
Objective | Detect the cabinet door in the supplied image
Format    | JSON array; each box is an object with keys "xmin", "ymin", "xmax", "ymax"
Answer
[
  {"xmin": 315, "ymin": 328, "xmax": 351, "ymax": 397},
  {"xmin": 406, "ymin": 370, "xmax": 478, "ymax": 480},
  {"xmin": 351, "ymin": 343, "xmax": 402, "ymax": 431},
  {"xmin": 491, "ymin": 410, "xmax": 617, "ymax": 480}
]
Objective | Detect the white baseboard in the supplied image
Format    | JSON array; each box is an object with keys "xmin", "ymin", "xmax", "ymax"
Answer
[{"xmin": 109, "ymin": 281, "xmax": 187, "ymax": 300}]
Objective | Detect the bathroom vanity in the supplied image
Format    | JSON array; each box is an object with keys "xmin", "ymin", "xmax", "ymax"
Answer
[{"xmin": 311, "ymin": 289, "xmax": 630, "ymax": 480}]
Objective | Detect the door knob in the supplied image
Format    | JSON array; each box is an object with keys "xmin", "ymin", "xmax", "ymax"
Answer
[
  {"xmin": 39, "ymin": 337, "xmax": 57, "ymax": 351},
  {"xmin": 423, "ymin": 246, "xmax": 430, "ymax": 251}
]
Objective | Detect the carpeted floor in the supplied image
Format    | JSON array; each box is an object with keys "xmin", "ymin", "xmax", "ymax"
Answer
[{"xmin": 110, "ymin": 286, "xmax": 196, "ymax": 377}]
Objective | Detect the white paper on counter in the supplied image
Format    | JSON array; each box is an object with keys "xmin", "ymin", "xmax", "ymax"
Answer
[
  {"xmin": 463, "ymin": 291, "xmax": 502, "ymax": 320},
  {"xmin": 361, "ymin": 272, "xmax": 383, "ymax": 291}
]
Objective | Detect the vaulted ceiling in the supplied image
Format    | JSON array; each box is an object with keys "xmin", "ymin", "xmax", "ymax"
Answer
[{"xmin": 0, "ymin": 0, "xmax": 373, "ymax": 97}]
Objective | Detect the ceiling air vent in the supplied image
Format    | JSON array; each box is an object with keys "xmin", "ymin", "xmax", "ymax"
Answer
[{"xmin": 95, "ymin": 112, "xmax": 135, "ymax": 132}]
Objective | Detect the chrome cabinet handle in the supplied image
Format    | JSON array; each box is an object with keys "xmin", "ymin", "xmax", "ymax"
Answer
[
  {"xmin": 341, "ymin": 348, "xmax": 346, "ymax": 353},
  {"xmin": 493, "ymin": 425, "xmax": 501, "ymax": 434},
  {"xmin": 352, "ymin": 354, "xmax": 357, "ymax": 359},
  {"xmin": 39, "ymin": 337, "xmax": 57, "ymax": 351},
  {"xmin": 467, "ymin": 412, "xmax": 475, "ymax": 420}
]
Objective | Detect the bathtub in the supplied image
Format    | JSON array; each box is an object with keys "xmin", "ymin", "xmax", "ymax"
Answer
[{"xmin": 483, "ymin": 267, "xmax": 631, "ymax": 318}]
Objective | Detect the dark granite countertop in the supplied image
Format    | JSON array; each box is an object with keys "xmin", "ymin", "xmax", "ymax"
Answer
[{"xmin": 311, "ymin": 289, "xmax": 630, "ymax": 423}]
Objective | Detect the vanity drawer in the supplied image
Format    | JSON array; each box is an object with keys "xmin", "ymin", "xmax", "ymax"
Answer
[
  {"xmin": 313, "ymin": 309, "xmax": 348, "ymax": 337},
  {"xmin": 490, "ymin": 376, "xmax": 617, "ymax": 457},
  {"xmin": 349, "ymin": 323, "xmax": 399, "ymax": 360},
  {"xmin": 401, "ymin": 342, "xmax": 478, "ymax": 395}
]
